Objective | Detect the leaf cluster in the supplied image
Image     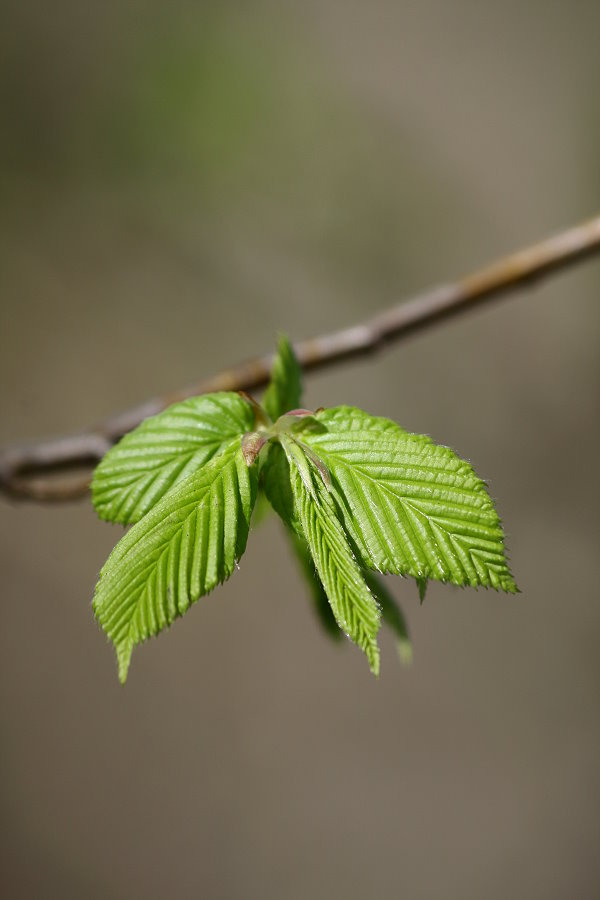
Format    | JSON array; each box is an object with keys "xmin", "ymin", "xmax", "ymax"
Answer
[{"xmin": 92, "ymin": 336, "xmax": 517, "ymax": 682}]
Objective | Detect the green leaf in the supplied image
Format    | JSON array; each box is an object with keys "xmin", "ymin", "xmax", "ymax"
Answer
[
  {"xmin": 263, "ymin": 442, "xmax": 340, "ymax": 637},
  {"xmin": 93, "ymin": 439, "xmax": 257, "ymax": 683},
  {"xmin": 262, "ymin": 334, "xmax": 302, "ymax": 422},
  {"xmin": 250, "ymin": 487, "xmax": 273, "ymax": 528},
  {"xmin": 363, "ymin": 571, "xmax": 412, "ymax": 665},
  {"xmin": 92, "ymin": 392, "xmax": 255, "ymax": 524},
  {"xmin": 302, "ymin": 406, "xmax": 517, "ymax": 593},
  {"xmin": 284, "ymin": 440, "xmax": 381, "ymax": 674},
  {"xmin": 262, "ymin": 441, "xmax": 302, "ymax": 536},
  {"xmin": 288, "ymin": 528, "xmax": 410, "ymax": 656},
  {"xmin": 287, "ymin": 530, "xmax": 343, "ymax": 641}
]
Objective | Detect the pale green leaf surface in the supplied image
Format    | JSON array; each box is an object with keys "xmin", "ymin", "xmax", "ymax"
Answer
[
  {"xmin": 286, "ymin": 446, "xmax": 381, "ymax": 674},
  {"xmin": 279, "ymin": 434, "xmax": 318, "ymax": 497},
  {"xmin": 262, "ymin": 335, "xmax": 302, "ymax": 422},
  {"xmin": 93, "ymin": 439, "xmax": 256, "ymax": 682},
  {"xmin": 92, "ymin": 392, "xmax": 255, "ymax": 524},
  {"xmin": 303, "ymin": 406, "xmax": 517, "ymax": 593}
]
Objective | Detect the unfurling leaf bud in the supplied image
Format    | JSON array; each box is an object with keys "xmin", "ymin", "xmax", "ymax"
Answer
[{"xmin": 242, "ymin": 432, "xmax": 268, "ymax": 466}]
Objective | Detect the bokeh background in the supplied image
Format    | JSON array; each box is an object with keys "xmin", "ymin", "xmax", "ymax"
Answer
[{"xmin": 1, "ymin": 2, "xmax": 599, "ymax": 898}]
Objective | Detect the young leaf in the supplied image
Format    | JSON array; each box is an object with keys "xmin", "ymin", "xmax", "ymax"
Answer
[
  {"xmin": 250, "ymin": 487, "xmax": 273, "ymax": 528},
  {"xmin": 263, "ymin": 441, "xmax": 339, "ymax": 636},
  {"xmin": 288, "ymin": 528, "xmax": 411, "ymax": 657},
  {"xmin": 262, "ymin": 441, "xmax": 302, "ymax": 536},
  {"xmin": 302, "ymin": 406, "xmax": 517, "ymax": 593},
  {"xmin": 363, "ymin": 570, "xmax": 412, "ymax": 665},
  {"xmin": 92, "ymin": 392, "xmax": 255, "ymax": 524},
  {"xmin": 262, "ymin": 334, "xmax": 302, "ymax": 422},
  {"xmin": 260, "ymin": 443, "xmax": 340, "ymax": 638},
  {"xmin": 287, "ymin": 530, "xmax": 343, "ymax": 641},
  {"xmin": 93, "ymin": 439, "xmax": 257, "ymax": 683},
  {"xmin": 285, "ymin": 443, "xmax": 381, "ymax": 674}
]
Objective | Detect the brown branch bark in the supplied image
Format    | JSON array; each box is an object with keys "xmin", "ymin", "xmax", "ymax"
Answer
[{"xmin": 2, "ymin": 215, "xmax": 600, "ymax": 503}]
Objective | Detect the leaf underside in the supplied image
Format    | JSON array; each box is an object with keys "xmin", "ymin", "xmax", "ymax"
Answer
[
  {"xmin": 363, "ymin": 570, "xmax": 412, "ymax": 665},
  {"xmin": 93, "ymin": 440, "xmax": 257, "ymax": 682},
  {"xmin": 92, "ymin": 392, "xmax": 255, "ymax": 524},
  {"xmin": 287, "ymin": 451, "xmax": 381, "ymax": 674},
  {"xmin": 262, "ymin": 442, "xmax": 301, "ymax": 536},
  {"xmin": 302, "ymin": 407, "xmax": 517, "ymax": 593},
  {"xmin": 287, "ymin": 530, "xmax": 343, "ymax": 641}
]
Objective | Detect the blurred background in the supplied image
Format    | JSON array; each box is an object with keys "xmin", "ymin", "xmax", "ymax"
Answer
[{"xmin": 1, "ymin": 1, "xmax": 599, "ymax": 897}]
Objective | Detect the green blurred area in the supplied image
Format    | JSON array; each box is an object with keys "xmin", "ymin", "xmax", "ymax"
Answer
[{"xmin": 1, "ymin": 2, "xmax": 599, "ymax": 899}]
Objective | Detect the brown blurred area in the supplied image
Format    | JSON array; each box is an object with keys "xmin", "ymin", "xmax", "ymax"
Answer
[{"xmin": 1, "ymin": 2, "xmax": 599, "ymax": 898}]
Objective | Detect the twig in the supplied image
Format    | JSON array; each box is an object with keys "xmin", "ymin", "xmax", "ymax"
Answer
[{"xmin": 2, "ymin": 215, "xmax": 600, "ymax": 503}]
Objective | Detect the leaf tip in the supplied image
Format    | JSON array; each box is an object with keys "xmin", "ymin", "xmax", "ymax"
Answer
[
  {"xmin": 117, "ymin": 641, "xmax": 133, "ymax": 685},
  {"xmin": 396, "ymin": 638, "xmax": 413, "ymax": 666},
  {"xmin": 368, "ymin": 642, "xmax": 381, "ymax": 677}
]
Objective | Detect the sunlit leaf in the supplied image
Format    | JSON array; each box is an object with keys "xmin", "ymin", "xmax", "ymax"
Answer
[
  {"xmin": 262, "ymin": 334, "xmax": 302, "ymax": 422},
  {"xmin": 92, "ymin": 392, "xmax": 255, "ymax": 524},
  {"xmin": 93, "ymin": 440, "xmax": 257, "ymax": 682},
  {"xmin": 302, "ymin": 406, "xmax": 517, "ymax": 593}
]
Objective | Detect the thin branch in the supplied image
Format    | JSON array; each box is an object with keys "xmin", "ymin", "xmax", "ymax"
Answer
[{"xmin": 2, "ymin": 214, "xmax": 600, "ymax": 503}]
